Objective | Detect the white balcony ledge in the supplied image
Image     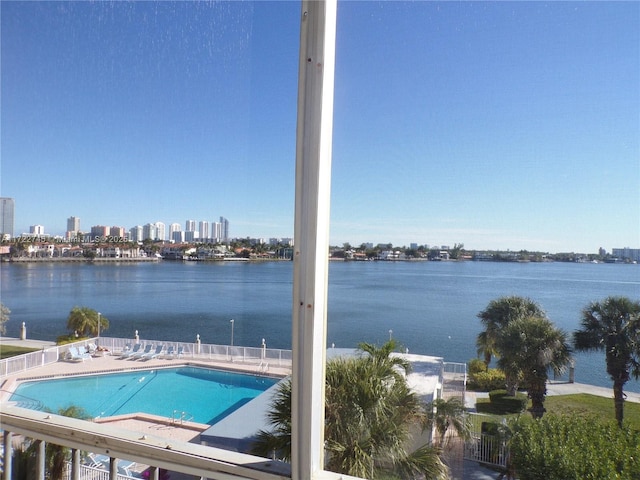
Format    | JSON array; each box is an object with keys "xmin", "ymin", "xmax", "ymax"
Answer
[{"xmin": 1, "ymin": 404, "xmax": 291, "ymax": 480}]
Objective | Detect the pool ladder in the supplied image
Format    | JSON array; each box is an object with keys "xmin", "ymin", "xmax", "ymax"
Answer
[
  {"xmin": 258, "ymin": 361, "xmax": 269, "ymax": 373},
  {"xmin": 171, "ymin": 410, "xmax": 193, "ymax": 425}
]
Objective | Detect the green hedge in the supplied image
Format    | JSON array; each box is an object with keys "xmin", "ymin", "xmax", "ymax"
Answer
[
  {"xmin": 489, "ymin": 389, "xmax": 528, "ymax": 413},
  {"xmin": 511, "ymin": 414, "xmax": 640, "ymax": 480},
  {"xmin": 468, "ymin": 368, "xmax": 506, "ymax": 391}
]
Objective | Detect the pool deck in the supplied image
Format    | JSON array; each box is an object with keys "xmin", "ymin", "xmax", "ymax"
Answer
[
  {"xmin": 1, "ymin": 343, "xmax": 447, "ymax": 449},
  {"xmin": 0, "ymin": 346, "xmax": 293, "ymax": 445}
]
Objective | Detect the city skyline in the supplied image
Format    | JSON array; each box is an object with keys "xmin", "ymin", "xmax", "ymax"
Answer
[
  {"xmin": 2, "ymin": 2, "xmax": 638, "ymax": 252},
  {"xmin": 5, "ymin": 204, "xmax": 637, "ymax": 255}
]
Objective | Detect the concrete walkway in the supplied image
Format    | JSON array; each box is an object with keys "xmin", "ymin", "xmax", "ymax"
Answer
[
  {"xmin": 0, "ymin": 336, "xmax": 57, "ymax": 350},
  {"xmin": 465, "ymin": 381, "xmax": 640, "ymax": 411},
  {"xmin": 546, "ymin": 380, "xmax": 640, "ymax": 403}
]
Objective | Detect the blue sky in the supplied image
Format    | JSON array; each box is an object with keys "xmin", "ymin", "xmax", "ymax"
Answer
[{"xmin": 2, "ymin": 1, "xmax": 638, "ymax": 253}]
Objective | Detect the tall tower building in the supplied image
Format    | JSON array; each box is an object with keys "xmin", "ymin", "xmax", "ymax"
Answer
[
  {"xmin": 219, "ymin": 216, "xmax": 229, "ymax": 242},
  {"xmin": 0, "ymin": 197, "xmax": 15, "ymax": 238},
  {"xmin": 67, "ymin": 216, "xmax": 80, "ymax": 234},
  {"xmin": 142, "ymin": 223, "xmax": 157, "ymax": 241},
  {"xmin": 211, "ymin": 222, "xmax": 221, "ymax": 243},
  {"xmin": 155, "ymin": 222, "xmax": 166, "ymax": 241},
  {"xmin": 66, "ymin": 216, "xmax": 81, "ymax": 241},
  {"xmin": 169, "ymin": 223, "xmax": 181, "ymax": 240},
  {"xmin": 185, "ymin": 220, "xmax": 196, "ymax": 232},
  {"xmin": 129, "ymin": 226, "xmax": 143, "ymax": 242},
  {"xmin": 198, "ymin": 221, "xmax": 209, "ymax": 242}
]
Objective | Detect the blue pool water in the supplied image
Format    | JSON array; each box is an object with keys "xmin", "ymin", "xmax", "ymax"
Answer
[{"xmin": 10, "ymin": 367, "xmax": 280, "ymax": 425}]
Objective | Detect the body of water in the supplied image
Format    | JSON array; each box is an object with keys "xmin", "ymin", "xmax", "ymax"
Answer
[{"xmin": 2, "ymin": 260, "xmax": 639, "ymax": 391}]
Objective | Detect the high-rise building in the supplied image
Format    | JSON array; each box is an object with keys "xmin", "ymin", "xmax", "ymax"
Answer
[
  {"xmin": 612, "ymin": 247, "xmax": 640, "ymax": 262},
  {"xmin": 0, "ymin": 197, "xmax": 15, "ymax": 238},
  {"xmin": 129, "ymin": 225, "xmax": 143, "ymax": 242},
  {"xmin": 66, "ymin": 216, "xmax": 81, "ymax": 241},
  {"xmin": 142, "ymin": 223, "xmax": 157, "ymax": 241},
  {"xmin": 198, "ymin": 221, "xmax": 209, "ymax": 241},
  {"xmin": 219, "ymin": 216, "xmax": 229, "ymax": 242},
  {"xmin": 171, "ymin": 230, "xmax": 184, "ymax": 243},
  {"xmin": 67, "ymin": 216, "xmax": 80, "ymax": 233},
  {"xmin": 30, "ymin": 225, "xmax": 45, "ymax": 235},
  {"xmin": 211, "ymin": 222, "xmax": 221, "ymax": 243},
  {"xmin": 155, "ymin": 222, "xmax": 166, "ymax": 241},
  {"xmin": 109, "ymin": 226, "xmax": 126, "ymax": 238},
  {"xmin": 90, "ymin": 225, "xmax": 109, "ymax": 240},
  {"xmin": 185, "ymin": 220, "xmax": 196, "ymax": 232},
  {"xmin": 169, "ymin": 223, "xmax": 182, "ymax": 237}
]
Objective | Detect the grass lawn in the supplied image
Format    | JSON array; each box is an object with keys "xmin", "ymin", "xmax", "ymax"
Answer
[
  {"xmin": 545, "ymin": 394, "xmax": 640, "ymax": 430},
  {"xmin": 0, "ymin": 345, "xmax": 39, "ymax": 359},
  {"xmin": 476, "ymin": 394, "xmax": 640, "ymax": 431}
]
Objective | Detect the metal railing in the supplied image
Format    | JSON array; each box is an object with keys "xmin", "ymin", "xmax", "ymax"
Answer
[
  {"xmin": 0, "ymin": 346, "xmax": 62, "ymax": 377},
  {"xmin": 463, "ymin": 413, "xmax": 509, "ymax": 469},
  {"xmin": 0, "ymin": 337, "xmax": 293, "ymax": 379},
  {"xmin": 63, "ymin": 462, "xmax": 140, "ymax": 480},
  {"xmin": 441, "ymin": 361, "xmax": 467, "ymax": 399}
]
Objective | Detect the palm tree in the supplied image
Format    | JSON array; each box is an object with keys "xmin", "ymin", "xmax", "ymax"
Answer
[
  {"xmin": 426, "ymin": 397, "xmax": 471, "ymax": 446},
  {"xmin": 496, "ymin": 316, "xmax": 572, "ymax": 419},
  {"xmin": 251, "ymin": 340, "xmax": 448, "ymax": 479},
  {"xmin": 66, "ymin": 306, "xmax": 109, "ymax": 337},
  {"xmin": 476, "ymin": 296, "xmax": 546, "ymax": 394},
  {"xmin": 476, "ymin": 296, "xmax": 546, "ymax": 366},
  {"xmin": 574, "ymin": 296, "xmax": 640, "ymax": 426}
]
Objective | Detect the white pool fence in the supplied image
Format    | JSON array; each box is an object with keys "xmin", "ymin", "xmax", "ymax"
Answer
[{"xmin": 0, "ymin": 336, "xmax": 293, "ymax": 378}]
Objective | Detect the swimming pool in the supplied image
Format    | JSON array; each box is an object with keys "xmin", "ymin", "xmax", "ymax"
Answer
[{"xmin": 10, "ymin": 366, "xmax": 280, "ymax": 425}]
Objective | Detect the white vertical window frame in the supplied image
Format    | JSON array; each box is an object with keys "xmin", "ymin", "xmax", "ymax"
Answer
[{"xmin": 291, "ymin": 1, "xmax": 337, "ymax": 480}]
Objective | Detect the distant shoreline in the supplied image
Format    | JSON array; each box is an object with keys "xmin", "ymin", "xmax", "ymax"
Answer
[
  {"xmin": 1, "ymin": 257, "xmax": 294, "ymax": 263},
  {"xmin": 4, "ymin": 257, "xmax": 160, "ymax": 263},
  {"xmin": 2, "ymin": 256, "xmax": 636, "ymax": 265}
]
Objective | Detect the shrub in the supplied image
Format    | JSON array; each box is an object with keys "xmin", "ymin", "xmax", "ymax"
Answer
[
  {"xmin": 56, "ymin": 335, "xmax": 86, "ymax": 345},
  {"xmin": 468, "ymin": 368, "xmax": 506, "ymax": 391},
  {"xmin": 489, "ymin": 389, "xmax": 528, "ymax": 413},
  {"xmin": 468, "ymin": 358, "xmax": 487, "ymax": 374},
  {"xmin": 510, "ymin": 414, "xmax": 640, "ymax": 480}
]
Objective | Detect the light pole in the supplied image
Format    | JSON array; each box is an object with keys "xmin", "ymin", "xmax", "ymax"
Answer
[
  {"xmin": 98, "ymin": 312, "xmax": 101, "ymax": 338},
  {"xmin": 389, "ymin": 329, "xmax": 393, "ymax": 341},
  {"xmin": 230, "ymin": 319, "xmax": 234, "ymax": 347}
]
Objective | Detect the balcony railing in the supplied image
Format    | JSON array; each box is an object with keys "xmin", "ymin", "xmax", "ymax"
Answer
[{"xmin": 1, "ymin": 404, "xmax": 294, "ymax": 480}]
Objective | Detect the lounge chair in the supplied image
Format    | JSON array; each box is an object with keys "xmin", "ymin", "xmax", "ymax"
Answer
[
  {"xmin": 163, "ymin": 345, "xmax": 175, "ymax": 359},
  {"xmin": 78, "ymin": 346, "xmax": 92, "ymax": 357},
  {"xmin": 176, "ymin": 346, "xmax": 184, "ymax": 358},
  {"xmin": 130, "ymin": 344, "xmax": 152, "ymax": 359},
  {"xmin": 85, "ymin": 453, "xmax": 105, "ymax": 468},
  {"xmin": 66, "ymin": 346, "xmax": 92, "ymax": 362},
  {"xmin": 117, "ymin": 462, "xmax": 140, "ymax": 478},
  {"xmin": 120, "ymin": 343, "xmax": 142, "ymax": 358},
  {"xmin": 142, "ymin": 344, "xmax": 163, "ymax": 360},
  {"xmin": 90, "ymin": 455, "xmax": 139, "ymax": 477}
]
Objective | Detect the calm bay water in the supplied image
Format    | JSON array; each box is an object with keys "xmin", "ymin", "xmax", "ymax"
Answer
[{"xmin": 2, "ymin": 260, "xmax": 639, "ymax": 391}]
